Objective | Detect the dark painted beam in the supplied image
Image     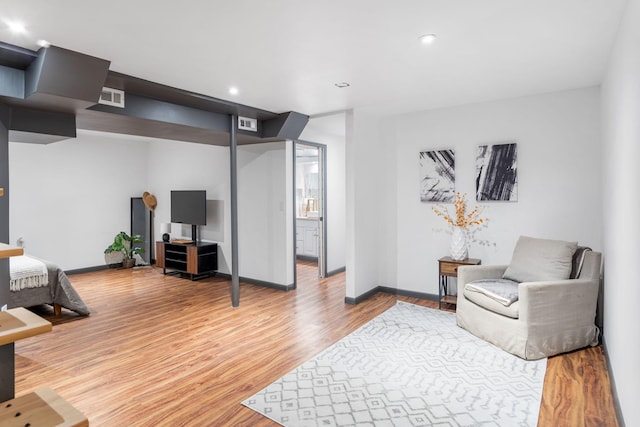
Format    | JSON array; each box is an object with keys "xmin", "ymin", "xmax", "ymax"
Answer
[
  {"xmin": 88, "ymin": 93, "xmax": 230, "ymax": 133},
  {"xmin": 77, "ymin": 109, "xmax": 236, "ymax": 146},
  {"xmin": 104, "ymin": 71, "xmax": 279, "ymax": 121},
  {"xmin": 0, "ymin": 41, "xmax": 310, "ymax": 146}
]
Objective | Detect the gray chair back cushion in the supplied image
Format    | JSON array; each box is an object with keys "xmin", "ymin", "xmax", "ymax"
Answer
[{"xmin": 502, "ymin": 236, "xmax": 577, "ymax": 282}]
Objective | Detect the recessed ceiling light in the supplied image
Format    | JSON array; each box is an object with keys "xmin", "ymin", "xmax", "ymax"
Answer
[
  {"xmin": 229, "ymin": 86, "xmax": 239, "ymax": 95},
  {"xmin": 419, "ymin": 34, "xmax": 437, "ymax": 44},
  {"xmin": 7, "ymin": 21, "xmax": 26, "ymax": 34},
  {"xmin": 36, "ymin": 39, "xmax": 51, "ymax": 48},
  {"xmin": 334, "ymin": 82, "xmax": 350, "ymax": 88}
]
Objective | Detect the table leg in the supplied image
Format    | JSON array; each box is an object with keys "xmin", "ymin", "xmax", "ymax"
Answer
[{"xmin": 0, "ymin": 343, "xmax": 15, "ymax": 401}]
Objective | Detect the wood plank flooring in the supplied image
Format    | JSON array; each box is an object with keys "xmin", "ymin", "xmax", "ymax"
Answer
[{"xmin": 13, "ymin": 261, "xmax": 618, "ymax": 426}]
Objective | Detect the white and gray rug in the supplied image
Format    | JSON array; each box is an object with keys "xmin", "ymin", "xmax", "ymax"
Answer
[{"xmin": 243, "ymin": 301, "xmax": 546, "ymax": 427}]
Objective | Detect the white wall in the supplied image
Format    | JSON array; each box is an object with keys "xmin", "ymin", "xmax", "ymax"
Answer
[
  {"xmin": 345, "ymin": 109, "xmax": 395, "ymax": 299},
  {"xmin": 10, "ymin": 130, "xmax": 293, "ymax": 287},
  {"xmin": 601, "ymin": 0, "xmax": 640, "ymax": 424},
  {"xmin": 146, "ymin": 137, "xmax": 293, "ymax": 285},
  {"xmin": 146, "ymin": 138, "xmax": 231, "ymax": 273},
  {"xmin": 9, "ymin": 131, "xmax": 149, "ymax": 270},
  {"xmin": 380, "ymin": 87, "xmax": 602, "ymax": 296},
  {"xmin": 299, "ymin": 113, "xmax": 347, "ymax": 274}
]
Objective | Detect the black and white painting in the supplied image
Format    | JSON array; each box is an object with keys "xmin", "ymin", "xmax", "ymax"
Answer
[
  {"xmin": 419, "ymin": 149, "xmax": 455, "ymax": 202},
  {"xmin": 476, "ymin": 142, "xmax": 518, "ymax": 201}
]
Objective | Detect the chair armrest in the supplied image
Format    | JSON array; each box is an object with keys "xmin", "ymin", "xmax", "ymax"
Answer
[
  {"xmin": 519, "ymin": 278, "xmax": 600, "ymax": 326},
  {"xmin": 457, "ymin": 265, "xmax": 508, "ymax": 285}
]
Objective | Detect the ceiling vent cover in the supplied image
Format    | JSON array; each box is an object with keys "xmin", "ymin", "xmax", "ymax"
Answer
[
  {"xmin": 98, "ymin": 87, "xmax": 125, "ymax": 108},
  {"xmin": 238, "ymin": 116, "xmax": 258, "ymax": 132}
]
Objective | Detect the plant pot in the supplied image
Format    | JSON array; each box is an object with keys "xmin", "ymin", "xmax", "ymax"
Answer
[{"xmin": 122, "ymin": 258, "xmax": 136, "ymax": 269}]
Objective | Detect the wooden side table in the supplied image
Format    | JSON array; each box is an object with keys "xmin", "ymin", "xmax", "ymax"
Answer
[
  {"xmin": 0, "ymin": 308, "xmax": 52, "ymax": 402},
  {"xmin": 0, "ymin": 387, "xmax": 88, "ymax": 427},
  {"xmin": 0, "ymin": 308, "xmax": 88, "ymax": 425},
  {"xmin": 438, "ymin": 256, "xmax": 481, "ymax": 309}
]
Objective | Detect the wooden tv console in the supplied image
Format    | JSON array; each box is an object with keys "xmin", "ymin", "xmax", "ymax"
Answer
[{"xmin": 156, "ymin": 241, "xmax": 218, "ymax": 280}]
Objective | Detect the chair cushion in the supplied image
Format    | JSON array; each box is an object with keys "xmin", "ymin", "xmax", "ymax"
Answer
[
  {"xmin": 502, "ymin": 236, "xmax": 577, "ymax": 282},
  {"xmin": 465, "ymin": 279, "xmax": 519, "ymax": 306},
  {"xmin": 463, "ymin": 288, "xmax": 520, "ymax": 319}
]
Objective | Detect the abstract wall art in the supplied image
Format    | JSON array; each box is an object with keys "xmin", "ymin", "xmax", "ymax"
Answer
[
  {"xmin": 419, "ymin": 149, "xmax": 455, "ymax": 202},
  {"xmin": 476, "ymin": 142, "xmax": 518, "ymax": 201}
]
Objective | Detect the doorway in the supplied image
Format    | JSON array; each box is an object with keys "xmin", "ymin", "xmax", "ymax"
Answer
[{"xmin": 294, "ymin": 141, "xmax": 326, "ymax": 278}]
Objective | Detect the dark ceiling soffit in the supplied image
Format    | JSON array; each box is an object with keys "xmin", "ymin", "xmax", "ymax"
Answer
[
  {"xmin": 25, "ymin": 45, "xmax": 110, "ymax": 104},
  {"xmin": 0, "ymin": 42, "xmax": 37, "ymax": 70},
  {"xmin": 9, "ymin": 108, "xmax": 76, "ymax": 144},
  {"xmin": 262, "ymin": 112, "xmax": 309, "ymax": 140},
  {"xmin": 8, "ymin": 130, "xmax": 73, "ymax": 145},
  {"xmin": 104, "ymin": 71, "xmax": 280, "ymax": 121},
  {"xmin": 0, "ymin": 45, "xmax": 110, "ymax": 115},
  {"xmin": 0, "ymin": 41, "xmax": 309, "ymax": 145}
]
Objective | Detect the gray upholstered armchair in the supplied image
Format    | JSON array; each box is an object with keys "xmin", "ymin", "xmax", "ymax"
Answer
[{"xmin": 456, "ymin": 236, "xmax": 601, "ymax": 360}]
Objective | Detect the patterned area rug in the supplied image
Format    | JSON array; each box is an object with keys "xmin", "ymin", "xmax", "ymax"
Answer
[{"xmin": 243, "ymin": 302, "xmax": 546, "ymax": 426}]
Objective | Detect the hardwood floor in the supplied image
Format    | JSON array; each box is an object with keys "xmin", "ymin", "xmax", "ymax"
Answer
[{"xmin": 13, "ymin": 261, "xmax": 618, "ymax": 426}]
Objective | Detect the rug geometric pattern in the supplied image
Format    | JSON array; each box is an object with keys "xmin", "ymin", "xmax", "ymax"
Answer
[{"xmin": 243, "ymin": 301, "xmax": 546, "ymax": 427}]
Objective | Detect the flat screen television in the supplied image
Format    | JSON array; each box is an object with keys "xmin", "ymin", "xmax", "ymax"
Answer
[{"xmin": 171, "ymin": 190, "xmax": 207, "ymax": 226}]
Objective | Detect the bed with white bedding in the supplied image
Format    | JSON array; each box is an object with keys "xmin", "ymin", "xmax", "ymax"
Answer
[{"xmin": 8, "ymin": 255, "xmax": 90, "ymax": 316}]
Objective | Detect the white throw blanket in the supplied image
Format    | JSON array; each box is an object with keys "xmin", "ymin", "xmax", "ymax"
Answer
[{"xmin": 9, "ymin": 255, "xmax": 49, "ymax": 291}]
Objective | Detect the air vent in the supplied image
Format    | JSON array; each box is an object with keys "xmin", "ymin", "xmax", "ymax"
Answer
[
  {"xmin": 98, "ymin": 87, "xmax": 125, "ymax": 108},
  {"xmin": 238, "ymin": 116, "xmax": 258, "ymax": 132}
]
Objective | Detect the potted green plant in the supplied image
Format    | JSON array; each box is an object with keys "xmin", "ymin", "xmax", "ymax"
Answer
[{"xmin": 104, "ymin": 231, "xmax": 145, "ymax": 268}]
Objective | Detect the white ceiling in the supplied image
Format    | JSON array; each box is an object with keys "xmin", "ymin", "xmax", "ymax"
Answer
[{"xmin": 0, "ymin": 0, "xmax": 628, "ymax": 118}]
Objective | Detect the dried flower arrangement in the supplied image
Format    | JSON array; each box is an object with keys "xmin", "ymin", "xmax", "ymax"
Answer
[{"xmin": 432, "ymin": 192, "xmax": 488, "ymax": 230}]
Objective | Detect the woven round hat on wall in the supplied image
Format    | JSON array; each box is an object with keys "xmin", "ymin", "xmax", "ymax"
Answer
[{"xmin": 142, "ymin": 192, "xmax": 157, "ymax": 211}]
